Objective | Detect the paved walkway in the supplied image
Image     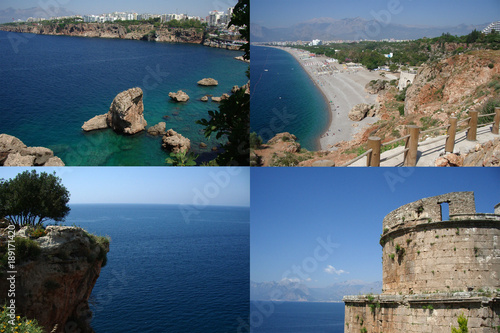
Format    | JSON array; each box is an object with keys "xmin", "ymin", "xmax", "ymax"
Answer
[{"xmin": 350, "ymin": 124, "xmax": 499, "ymax": 166}]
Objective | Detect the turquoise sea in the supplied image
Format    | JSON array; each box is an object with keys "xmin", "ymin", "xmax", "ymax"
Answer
[
  {"xmin": 250, "ymin": 301, "xmax": 345, "ymax": 333},
  {"xmin": 250, "ymin": 45, "xmax": 329, "ymax": 151},
  {"xmin": 0, "ymin": 31, "xmax": 247, "ymax": 165},
  {"xmin": 66, "ymin": 204, "xmax": 249, "ymax": 332}
]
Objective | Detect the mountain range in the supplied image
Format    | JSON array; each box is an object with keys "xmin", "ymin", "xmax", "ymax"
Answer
[
  {"xmin": 251, "ymin": 17, "xmax": 489, "ymax": 42},
  {"xmin": 250, "ymin": 279, "xmax": 383, "ymax": 302},
  {"xmin": 0, "ymin": 7, "xmax": 76, "ymax": 23}
]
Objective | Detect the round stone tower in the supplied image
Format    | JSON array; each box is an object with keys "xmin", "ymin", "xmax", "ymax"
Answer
[
  {"xmin": 344, "ymin": 192, "xmax": 500, "ymax": 333},
  {"xmin": 379, "ymin": 191, "xmax": 500, "ymax": 294}
]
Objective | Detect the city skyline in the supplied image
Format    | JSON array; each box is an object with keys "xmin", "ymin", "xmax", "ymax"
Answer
[
  {"xmin": 251, "ymin": 168, "xmax": 500, "ymax": 287},
  {"xmin": 252, "ymin": 0, "xmax": 500, "ymax": 28},
  {"xmin": 0, "ymin": 0, "xmax": 237, "ymax": 19}
]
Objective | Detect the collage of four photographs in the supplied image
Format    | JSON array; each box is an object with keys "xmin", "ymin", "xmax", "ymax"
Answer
[{"xmin": 0, "ymin": 0, "xmax": 499, "ymax": 332}]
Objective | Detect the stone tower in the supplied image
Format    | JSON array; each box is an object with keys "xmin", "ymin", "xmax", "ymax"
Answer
[{"xmin": 344, "ymin": 192, "xmax": 500, "ymax": 333}]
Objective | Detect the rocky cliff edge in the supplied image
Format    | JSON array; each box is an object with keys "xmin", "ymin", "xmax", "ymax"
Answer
[{"xmin": 0, "ymin": 225, "xmax": 109, "ymax": 333}]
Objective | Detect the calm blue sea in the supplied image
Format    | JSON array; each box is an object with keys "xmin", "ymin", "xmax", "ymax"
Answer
[
  {"xmin": 250, "ymin": 301, "xmax": 345, "ymax": 333},
  {"xmin": 250, "ymin": 46, "xmax": 329, "ymax": 151},
  {"xmin": 0, "ymin": 31, "xmax": 247, "ymax": 165},
  {"xmin": 64, "ymin": 204, "xmax": 249, "ymax": 332}
]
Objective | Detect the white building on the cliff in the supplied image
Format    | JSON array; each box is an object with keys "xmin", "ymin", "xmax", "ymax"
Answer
[{"xmin": 482, "ymin": 21, "xmax": 500, "ymax": 34}]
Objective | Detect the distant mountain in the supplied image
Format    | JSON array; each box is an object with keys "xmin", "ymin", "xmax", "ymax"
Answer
[
  {"xmin": 250, "ymin": 279, "xmax": 382, "ymax": 302},
  {"xmin": 251, "ymin": 17, "xmax": 489, "ymax": 42},
  {"xmin": 0, "ymin": 7, "xmax": 76, "ymax": 23}
]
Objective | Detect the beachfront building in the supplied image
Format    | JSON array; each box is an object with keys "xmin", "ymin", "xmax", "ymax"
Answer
[
  {"xmin": 482, "ymin": 21, "xmax": 500, "ymax": 34},
  {"xmin": 310, "ymin": 39, "xmax": 322, "ymax": 46}
]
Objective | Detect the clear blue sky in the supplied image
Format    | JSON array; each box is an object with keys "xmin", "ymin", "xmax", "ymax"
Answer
[
  {"xmin": 0, "ymin": 0, "xmax": 237, "ymax": 17},
  {"xmin": 251, "ymin": 168, "xmax": 500, "ymax": 287},
  {"xmin": 0, "ymin": 167, "xmax": 250, "ymax": 206},
  {"xmin": 252, "ymin": 0, "xmax": 500, "ymax": 28}
]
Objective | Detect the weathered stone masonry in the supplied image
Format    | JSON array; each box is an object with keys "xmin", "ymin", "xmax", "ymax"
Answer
[{"xmin": 344, "ymin": 192, "xmax": 500, "ymax": 333}]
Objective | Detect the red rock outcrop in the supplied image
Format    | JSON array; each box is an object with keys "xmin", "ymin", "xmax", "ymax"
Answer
[{"xmin": 0, "ymin": 226, "xmax": 109, "ymax": 333}]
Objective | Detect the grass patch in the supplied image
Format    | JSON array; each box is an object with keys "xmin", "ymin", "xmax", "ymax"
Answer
[
  {"xmin": 479, "ymin": 97, "xmax": 500, "ymax": 124},
  {"xmin": 13, "ymin": 237, "xmax": 42, "ymax": 264},
  {"xmin": 420, "ymin": 116, "xmax": 439, "ymax": 131},
  {"xmin": 269, "ymin": 151, "xmax": 315, "ymax": 167},
  {"xmin": 85, "ymin": 232, "xmax": 110, "ymax": 268},
  {"xmin": 398, "ymin": 104, "xmax": 405, "ymax": 116},
  {"xmin": 343, "ymin": 146, "xmax": 367, "ymax": 156}
]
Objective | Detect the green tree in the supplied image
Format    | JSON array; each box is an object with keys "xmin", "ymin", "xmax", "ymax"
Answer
[
  {"xmin": 451, "ymin": 313, "xmax": 468, "ymax": 333},
  {"xmin": 196, "ymin": 87, "xmax": 250, "ymax": 165},
  {"xmin": 196, "ymin": 0, "xmax": 250, "ymax": 166},
  {"xmin": 165, "ymin": 150, "xmax": 198, "ymax": 166},
  {"xmin": 465, "ymin": 29, "xmax": 481, "ymax": 44},
  {"xmin": 389, "ymin": 64, "xmax": 398, "ymax": 72},
  {"xmin": 0, "ymin": 170, "xmax": 70, "ymax": 227},
  {"xmin": 250, "ymin": 132, "xmax": 263, "ymax": 149}
]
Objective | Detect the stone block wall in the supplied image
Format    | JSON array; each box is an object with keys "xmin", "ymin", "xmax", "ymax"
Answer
[{"xmin": 344, "ymin": 294, "xmax": 500, "ymax": 333}]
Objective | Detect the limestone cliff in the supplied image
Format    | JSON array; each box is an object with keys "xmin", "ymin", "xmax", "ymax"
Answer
[
  {"xmin": 0, "ymin": 225, "xmax": 109, "ymax": 333},
  {"xmin": 0, "ymin": 23, "xmax": 204, "ymax": 44}
]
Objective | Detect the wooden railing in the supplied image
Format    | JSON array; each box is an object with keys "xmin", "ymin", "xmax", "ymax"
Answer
[{"xmin": 341, "ymin": 107, "xmax": 500, "ymax": 167}]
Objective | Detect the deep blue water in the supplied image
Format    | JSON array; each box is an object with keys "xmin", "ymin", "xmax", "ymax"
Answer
[
  {"xmin": 250, "ymin": 301, "xmax": 345, "ymax": 333},
  {"xmin": 65, "ymin": 204, "xmax": 249, "ymax": 332},
  {"xmin": 250, "ymin": 46, "xmax": 329, "ymax": 151},
  {"xmin": 0, "ymin": 31, "xmax": 247, "ymax": 165}
]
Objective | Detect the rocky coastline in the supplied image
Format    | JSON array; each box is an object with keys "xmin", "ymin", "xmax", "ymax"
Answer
[
  {"xmin": 0, "ymin": 23, "xmax": 244, "ymax": 51},
  {"xmin": 0, "ymin": 134, "xmax": 65, "ymax": 166}
]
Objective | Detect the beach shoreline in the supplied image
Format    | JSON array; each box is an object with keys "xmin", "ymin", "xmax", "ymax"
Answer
[{"xmin": 268, "ymin": 45, "xmax": 384, "ymax": 151}]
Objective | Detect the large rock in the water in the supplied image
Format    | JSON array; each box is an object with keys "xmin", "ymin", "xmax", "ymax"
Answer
[
  {"xmin": 0, "ymin": 134, "xmax": 64, "ymax": 166},
  {"xmin": 106, "ymin": 87, "xmax": 147, "ymax": 134},
  {"xmin": 147, "ymin": 122, "xmax": 166, "ymax": 136},
  {"xmin": 44, "ymin": 156, "xmax": 65, "ymax": 166},
  {"xmin": 0, "ymin": 133, "xmax": 27, "ymax": 153},
  {"xmin": 348, "ymin": 103, "xmax": 371, "ymax": 121},
  {"xmin": 168, "ymin": 90, "xmax": 190, "ymax": 102},
  {"xmin": 211, "ymin": 93, "xmax": 230, "ymax": 103},
  {"xmin": 82, "ymin": 114, "xmax": 108, "ymax": 132},
  {"xmin": 162, "ymin": 129, "xmax": 191, "ymax": 153},
  {"xmin": 3, "ymin": 152, "xmax": 36, "ymax": 166},
  {"xmin": 197, "ymin": 78, "xmax": 218, "ymax": 86},
  {"xmin": 20, "ymin": 147, "xmax": 54, "ymax": 165}
]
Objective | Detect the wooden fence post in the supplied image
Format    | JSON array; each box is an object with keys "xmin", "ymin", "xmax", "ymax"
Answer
[
  {"xmin": 367, "ymin": 136, "xmax": 381, "ymax": 167},
  {"xmin": 445, "ymin": 117, "xmax": 457, "ymax": 153},
  {"xmin": 493, "ymin": 107, "xmax": 500, "ymax": 135},
  {"xmin": 404, "ymin": 125, "xmax": 420, "ymax": 167},
  {"xmin": 467, "ymin": 111, "xmax": 478, "ymax": 141}
]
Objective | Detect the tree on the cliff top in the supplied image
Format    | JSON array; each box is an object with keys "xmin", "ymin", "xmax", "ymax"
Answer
[
  {"xmin": 230, "ymin": 0, "xmax": 249, "ymax": 61},
  {"xmin": 196, "ymin": 0, "xmax": 250, "ymax": 166},
  {"xmin": 0, "ymin": 170, "xmax": 70, "ymax": 227}
]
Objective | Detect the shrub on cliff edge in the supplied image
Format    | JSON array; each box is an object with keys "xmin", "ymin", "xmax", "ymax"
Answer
[{"xmin": 0, "ymin": 305, "xmax": 45, "ymax": 333}]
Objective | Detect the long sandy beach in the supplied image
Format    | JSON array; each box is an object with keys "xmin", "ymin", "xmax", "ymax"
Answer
[{"xmin": 274, "ymin": 46, "xmax": 384, "ymax": 150}]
